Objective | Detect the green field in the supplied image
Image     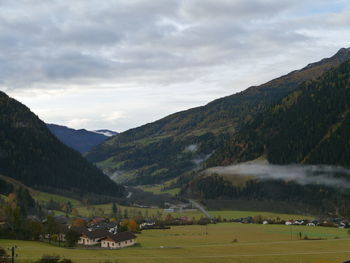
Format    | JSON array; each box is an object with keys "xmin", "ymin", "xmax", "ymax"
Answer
[
  {"xmin": 34, "ymin": 192, "xmax": 82, "ymax": 207},
  {"xmin": 30, "ymin": 188, "xmax": 315, "ymax": 222},
  {"xmin": 75, "ymin": 202, "xmax": 314, "ymax": 221},
  {"xmin": 31, "ymin": 189, "xmax": 315, "ymax": 221},
  {"xmin": 2, "ymin": 223, "xmax": 350, "ymax": 263},
  {"xmin": 206, "ymin": 210, "xmax": 314, "ymax": 221},
  {"xmin": 137, "ymin": 184, "xmax": 181, "ymax": 196},
  {"xmin": 136, "ymin": 178, "xmax": 181, "ymax": 196}
]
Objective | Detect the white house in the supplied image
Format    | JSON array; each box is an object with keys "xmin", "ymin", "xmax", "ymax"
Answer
[
  {"xmin": 78, "ymin": 229, "xmax": 109, "ymax": 246},
  {"xmin": 101, "ymin": 231, "xmax": 137, "ymax": 249}
]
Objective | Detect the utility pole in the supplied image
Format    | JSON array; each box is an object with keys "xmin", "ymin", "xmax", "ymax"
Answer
[{"xmin": 8, "ymin": 246, "xmax": 18, "ymax": 263}]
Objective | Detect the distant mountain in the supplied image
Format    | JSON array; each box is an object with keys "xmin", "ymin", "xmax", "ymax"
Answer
[
  {"xmin": 86, "ymin": 48, "xmax": 350, "ymax": 185},
  {"xmin": 47, "ymin": 124, "xmax": 117, "ymax": 153},
  {"xmin": 0, "ymin": 91, "xmax": 124, "ymax": 197}
]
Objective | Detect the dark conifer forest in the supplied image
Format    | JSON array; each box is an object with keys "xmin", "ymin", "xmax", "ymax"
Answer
[{"xmin": 0, "ymin": 91, "xmax": 124, "ymax": 197}]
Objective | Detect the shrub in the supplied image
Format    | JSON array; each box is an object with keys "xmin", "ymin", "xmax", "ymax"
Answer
[
  {"xmin": 0, "ymin": 247, "xmax": 10, "ymax": 263},
  {"xmin": 34, "ymin": 255, "xmax": 74, "ymax": 263}
]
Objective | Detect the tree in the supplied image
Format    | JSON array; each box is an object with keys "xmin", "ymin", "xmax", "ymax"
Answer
[
  {"xmin": 34, "ymin": 255, "xmax": 74, "ymax": 263},
  {"xmin": 45, "ymin": 215, "xmax": 59, "ymax": 243},
  {"xmin": 71, "ymin": 218, "xmax": 86, "ymax": 227},
  {"xmin": 4, "ymin": 204, "xmax": 23, "ymax": 238},
  {"xmin": 65, "ymin": 230, "xmax": 80, "ymax": 247},
  {"xmin": 112, "ymin": 202, "xmax": 117, "ymax": 215},
  {"xmin": 29, "ymin": 220, "xmax": 44, "ymax": 241},
  {"xmin": 118, "ymin": 220, "xmax": 128, "ymax": 233},
  {"xmin": 123, "ymin": 209, "xmax": 128, "ymax": 219},
  {"xmin": 0, "ymin": 247, "xmax": 9, "ymax": 263},
  {"xmin": 253, "ymin": 215, "xmax": 264, "ymax": 224},
  {"xmin": 127, "ymin": 219, "xmax": 139, "ymax": 232}
]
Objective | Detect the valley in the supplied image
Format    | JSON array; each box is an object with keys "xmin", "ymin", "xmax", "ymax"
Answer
[
  {"xmin": 1, "ymin": 1, "xmax": 350, "ymax": 262},
  {"xmin": 2, "ymin": 223, "xmax": 350, "ymax": 263},
  {"xmin": 1, "ymin": 48, "xmax": 350, "ymax": 263}
]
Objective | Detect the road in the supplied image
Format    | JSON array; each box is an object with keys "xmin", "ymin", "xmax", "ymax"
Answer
[{"xmin": 189, "ymin": 199, "xmax": 213, "ymax": 219}]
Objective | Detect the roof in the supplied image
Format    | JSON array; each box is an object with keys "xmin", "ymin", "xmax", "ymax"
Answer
[
  {"xmin": 69, "ymin": 226, "xmax": 86, "ymax": 235},
  {"xmin": 57, "ymin": 224, "xmax": 69, "ymax": 233},
  {"xmin": 90, "ymin": 217, "xmax": 106, "ymax": 224},
  {"xmin": 102, "ymin": 231, "xmax": 136, "ymax": 243},
  {"xmin": 89, "ymin": 222, "xmax": 118, "ymax": 230},
  {"xmin": 54, "ymin": 215, "xmax": 69, "ymax": 224},
  {"xmin": 83, "ymin": 229, "xmax": 110, "ymax": 239}
]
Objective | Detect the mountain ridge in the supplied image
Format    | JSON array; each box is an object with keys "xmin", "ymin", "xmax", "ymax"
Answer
[
  {"xmin": 47, "ymin": 124, "xmax": 118, "ymax": 153},
  {"xmin": 86, "ymin": 48, "xmax": 350, "ymax": 185},
  {"xmin": 0, "ymin": 91, "xmax": 124, "ymax": 197}
]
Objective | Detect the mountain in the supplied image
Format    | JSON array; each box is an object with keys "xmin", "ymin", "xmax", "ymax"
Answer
[
  {"xmin": 86, "ymin": 48, "xmax": 350, "ymax": 185},
  {"xmin": 208, "ymin": 56, "xmax": 350, "ymax": 167},
  {"xmin": 0, "ymin": 91, "xmax": 124, "ymax": 197},
  {"xmin": 47, "ymin": 124, "xmax": 117, "ymax": 153},
  {"xmin": 181, "ymin": 54, "xmax": 350, "ymax": 215}
]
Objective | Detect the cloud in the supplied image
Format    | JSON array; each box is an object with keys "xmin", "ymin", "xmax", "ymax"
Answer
[
  {"xmin": 66, "ymin": 118, "xmax": 91, "ymax": 128},
  {"xmin": 205, "ymin": 163, "xmax": 350, "ymax": 188},
  {"xmin": 102, "ymin": 111, "xmax": 125, "ymax": 122},
  {"xmin": 1, "ymin": 0, "xmax": 350, "ymax": 130},
  {"xmin": 184, "ymin": 144, "xmax": 198, "ymax": 152}
]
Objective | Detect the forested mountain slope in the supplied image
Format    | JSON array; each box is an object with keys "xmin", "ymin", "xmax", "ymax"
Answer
[
  {"xmin": 208, "ymin": 58, "xmax": 350, "ymax": 167},
  {"xmin": 86, "ymin": 48, "xmax": 350, "ymax": 185},
  {"xmin": 0, "ymin": 91, "xmax": 124, "ymax": 197},
  {"xmin": 47, "ymin": 124, "xmax": 115, "ymax": 153}
]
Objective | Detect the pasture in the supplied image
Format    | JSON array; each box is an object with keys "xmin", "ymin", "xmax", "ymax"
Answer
[
  {"xmin": 2, "ymin": 223, "xmax": 350, "ymax": 263},
  {"xmin": 31, "ymin": 189, "xmax": 315, "ymax": 221}
]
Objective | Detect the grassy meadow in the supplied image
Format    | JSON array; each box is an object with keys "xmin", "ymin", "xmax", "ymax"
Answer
[
  {"xmin": 77, "ymin": 203, "xmax": 315, "ymax": 221},
  {"xmin": 2, "ymin": 223, "xmax": 350, "ymax": 263},
  {"xmin": 32, "ymin": 189, "xmax": 316, "ymax": 222}
]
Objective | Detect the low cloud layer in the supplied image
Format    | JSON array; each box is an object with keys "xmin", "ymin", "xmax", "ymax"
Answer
[
  {"xmin": 206, "ymin": 163, "xmax": 350, "ymax": 188},
  {"xmin": 1, "ymin": 0, "xmax": 350, "ymax": 130}
]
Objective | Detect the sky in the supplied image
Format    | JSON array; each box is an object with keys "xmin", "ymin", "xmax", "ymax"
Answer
[{"xmin": 1, "ymin": 0, "xmax": 350, "ymax": 132}]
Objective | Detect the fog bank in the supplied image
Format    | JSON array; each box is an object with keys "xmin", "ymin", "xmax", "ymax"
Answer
[{"xmin": 205, "ymin": 163, "xmax": 350, "ymax": 188}]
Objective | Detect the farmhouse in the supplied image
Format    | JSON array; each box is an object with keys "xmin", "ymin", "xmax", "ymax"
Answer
[
  {"xmin": 101, "ymin": 231, "xmax": 137, "ymax": 249},
  {"xmin": 78, "ymin": 229, "xmax": 109, "ymax": 246}
]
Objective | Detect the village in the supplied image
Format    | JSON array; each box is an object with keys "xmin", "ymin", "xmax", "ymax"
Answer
[{"xmin": 32, "ymin": 209, "xmax": 350, "ymax": 251}]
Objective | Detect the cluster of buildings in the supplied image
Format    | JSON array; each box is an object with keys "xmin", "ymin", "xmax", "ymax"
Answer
[
  {"xmin": 74, "ymin": 227, "xmax": 136, "ymax": 249},
  {"xmin": 230, "ymin": 216, "xmax": 349, "ymax": 228},
  {"xmin": 54, "ymin": 216, "xmax": 137, "ymax": 249},
  {"xmin": 285, "ymin": 219, "xmax": 349, "ymax": 228}
]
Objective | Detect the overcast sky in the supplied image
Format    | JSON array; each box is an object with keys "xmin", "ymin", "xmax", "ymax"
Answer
[{"xmin": 1, "ymin": 0, "xmax": 350, "ymax": 132}]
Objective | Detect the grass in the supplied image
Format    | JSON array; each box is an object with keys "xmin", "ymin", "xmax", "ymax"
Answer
[
  {"xmin": 33, "ymin": 191, "xmax": 82, "ymax": 207},
  {"xmin": 76, "ymin": 203, "xmax": 164, "ymax": 218},
  {"xmin": 78, "ymin": 207, "xmax": 315, "ymax": 224},
  {"xmin": 207, "ymin": 210, "xmax": 314, "ymax": 221},
  {"xmin": 136, "ymin": 179, "xmax": 180, "ymax": 196},
  {"xmin": 1, "ymin": 223, "xmax": 350, "ymax": 263},
  {"xmin": 29, "ymin": 189, "xmax": 315, "ymax": 224},
  {"xmin": 30, "ymin": 190, "xmax": 314, "ymax": 223},
  {"xmin": 75, "ymin": 201, "xmax": 314, "ymax": 221}
]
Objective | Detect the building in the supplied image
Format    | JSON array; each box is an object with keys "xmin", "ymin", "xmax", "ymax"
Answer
[
  {"xmin": 88, "ymin": 221, "xmax": 118, "ymax": 233},
  {"xmin": 78, "ymin": 229, "xmax": 109, "ymax": 246},
  {"xmin": 101, "ymin": 232, "xmax": 137, "ymax": 249}
]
